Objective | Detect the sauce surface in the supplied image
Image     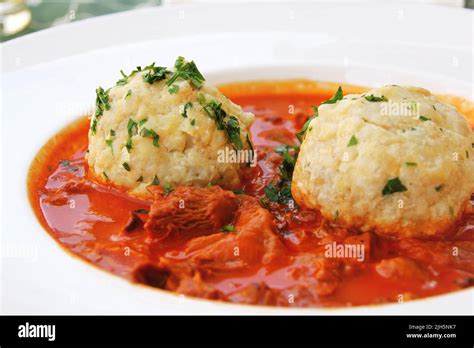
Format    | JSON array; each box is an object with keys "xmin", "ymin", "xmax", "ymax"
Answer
[{"xmin": 28, "ymin": 81, "xmax": 474, "ymax": 307}]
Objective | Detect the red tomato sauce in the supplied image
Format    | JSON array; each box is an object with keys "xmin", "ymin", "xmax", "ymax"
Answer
[{"xmin": 27, "ymin": 81, "xmax": 474, "ymax": 307}]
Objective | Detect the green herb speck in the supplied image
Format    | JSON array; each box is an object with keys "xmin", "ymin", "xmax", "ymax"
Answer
[
  {"xmin": 347, "ymin": 135, "xmax": 359, "ymax": 147},
  {"xmin": 122, "ymin": 162, "xmax": 131, "ymax": 171},
  {"xmin": 365, "ymin": 95, "xmax": 388, "ymax": 102},
  {"xmin": 382, "ymin": 177, "xmax": 407, "ymax": 196},
  {"xmin": 222, "ymin": 225, "xmax": 235, "ymax": 232}
]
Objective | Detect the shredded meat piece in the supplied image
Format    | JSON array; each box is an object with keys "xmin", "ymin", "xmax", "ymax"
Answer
[
  {"xmin": 136, "ymin": 193, "xmax": 290, "ymax": 303},
  {"xmin": 145, "ymin": 186, "xmax": 238, "ymax": 242},
  {"xmin": 170, "ymin": 195, "xmax": 287, "ymax": 274}
]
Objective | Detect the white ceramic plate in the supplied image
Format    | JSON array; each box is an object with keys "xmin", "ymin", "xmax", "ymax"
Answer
[{"xmin": 1, "ymin": 2, "xmax": 473, "ymax": 314}]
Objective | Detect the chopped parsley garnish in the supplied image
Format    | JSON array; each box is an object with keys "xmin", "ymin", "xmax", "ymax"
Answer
[
  {"xmin": 225, "ymin": 116, "xmax": 243, "ymax": 150},
  {"xmin": 91, "ymin": 119, "xmax": 98, "ymax": 134},
  {"xmin": 168, "ymin": 84, "xmax": 179, "ymax": 94},
  {"xmin": 181, "ymin": 102, "xmax": 193, "ymax": 118},
  {"xmin": 142, "ymin": 63, "xmax": 169, "ymax": 84},
  {"xmin": 262, "ymin": 143, "xmax": 299, "ymax": 208},
  {"xmin": 138, "ymin": 118, "xmax": 148, "ymax": 127},
  {"xmin": 151, "ymin": 175, "xmax": 160, "ymax": 185},
  {"xmin": 275, "ymin": 144, "xmax": 298, "ymax": 181},
  {"xmin": 204, "ymin": 100, "xmax": 243, "ymax": 150},
  {"xmin": 106, "ymin": 140, "xmax": 114, "ymax": 153},
  {"xmin": 197, "ymin": 93, "xmax": 207, "ymax": 105},
  {"xmin": 382, "ymin": 177, "xmax": 407, "ymax": 196},
  {"xmin": 405, "ymin": 162, "xmax": 417, "ymax": 167},
  {"xmin": 140, "ymin": 127, "xmax": 160, "ymax": 147},
  {"xmin": 295, "ymin": 109, "xmax": 318, "ymax": 143},
  {"xmin": 125, "ymin": 137, "xmax": 133, "ymax": 153},
  {"xmin": 103, "ymin": 172, "xmax": 109, "ymax": 180},
  {"xmin": 166, "ymin": 56, "xmax": 205, "ymax": 88},
  {"xmin": 95, "ymin": 87, "xmax": 111, "ymax": 115},
  {"xmin": 163, "ymin": 182, "xmax": 173, "ymax": 194},
  {"xmin": 91, "ymin": 87, "xmax": 111, "ymax": 134},
  {"xmin": 114, "ymin": 66, "xmax": 144, "ymax": 87},
  {"xmin": 233, "ymin": 189, "xmax": 245, "ymax": 194},
  {"xmin": 296, "ymin": 87, "xmax": 343, "ymax": 142},
  {"xmin": 419, "ymin": 115, "xmax": 431, "ymax": 122},
  {"xmin": 221, "ymin": 225, "xmax": 235, "ymax": 232},
  {"xmin": 122, "ymin": 162, "xmax": 131, "ymax": 171},
  {"xmin": 260, "ymin": 197, "xmax": 270, "ymax": 209},
  {"xmin": 264, "ymin": 184, "xmax": 279, "ymax": 202},
  {"xmin": 116, "ymin": 70, "xmax": 129, "ymax": 86},
  {"xmin": 347, "ymin": 135, "xmax": 359, "ymax": 147},
  {"xmin": 136, "ymin": 175, "xmax": 144, "ymax": 182},
  {"xmin": 191, "ymin": 119, "xmax": 196, "ymax": 126},
  {"xmin": 204, "ymin": 100, "xmax": 226, "ymax": 129},
  {"xmin": 125, "ymin": 118, "xmax": 139, "ymax": 153},
  {"xmin": 365, "ymin": 95, "xmax": 388, "ymax": 102},
  {"xmin": 435, "ymin": 185, "xmax": 443, "ymax": 192},
  {"xmin": 134, "ymin": 209, "xmax": 149, "ymax": 214},
  {"xmin": 127, "ymin": 118, "xmax": 138, "ymax": 137},
  {"xmin": 321, "ymin": 86, "xmax": 343, "ymax": 105},
  {"xmin": 106, "ymin": 129, "xmax": 116, "ymax": 153},
  {"xmin": 263, "ymin": 181, "xmax": 293, "ymax": 205},
  {"xmin": 125, "ymin": 89, "xmax": 132, "ymax": 99}
]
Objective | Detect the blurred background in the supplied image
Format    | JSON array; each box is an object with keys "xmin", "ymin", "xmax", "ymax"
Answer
[{"xmin": 1, "ymin": 0, "xmax": 472, "ymax": 43}]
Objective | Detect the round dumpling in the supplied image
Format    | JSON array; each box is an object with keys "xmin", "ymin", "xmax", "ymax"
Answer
[
  {"xmin": 87, "ymin": 57, "xmax": 254, "ymax": 197},
  {"xmin": 292, "ymin": 85, "xmax": 474, "ymax": 238}
]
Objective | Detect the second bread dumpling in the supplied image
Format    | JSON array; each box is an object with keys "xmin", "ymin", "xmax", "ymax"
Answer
[{"xmin": 292, "ymin": 85, "xmax": 474, "ymax": 239}]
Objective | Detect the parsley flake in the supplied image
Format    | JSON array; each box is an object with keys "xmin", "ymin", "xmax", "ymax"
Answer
[
  {"xmin": 142, "ymin": 63, "xmax": 169, "ymax": 84},
  {"xmin": 140, "ymin": 127, "xmax": 160, "ymax": 147},
  {"xmin": 168, "ymin": 84, "xmax": 179, "ymax": 94},
  {"xmin": 166, "ymin": 56, "xmax": 205, "ymax": 88},
  {"xmin": 151, "ymin": 175, "xmax": 160, "ymax": 185},
  {"xmin": 221, "ymin": 225, "xmax": 235, "ymax": 232},
  {"xmin": 347, "ymin": 135, "xmax": 359, "ymax": 147},
  {"xmin": 296, "ymin": 86, "xmax": 343, "ymax": 142},
  {"xmin": 382, "ymin": 177, "xmax": 407, "ymax": 196},
  {"xmin": 365, "ymin": 95, "xmax": 388, "ymax": 102},
  {"xmin": 122, "ymin": 162, "xmax": 131, "ymax": 171},
  {"xmin": 181, "ymin": 102, "xmax": 193, "ymax": 118}
]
